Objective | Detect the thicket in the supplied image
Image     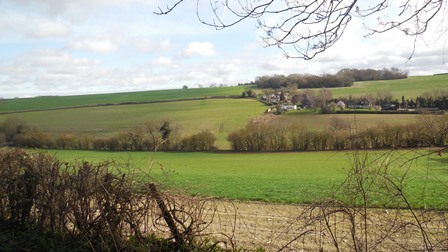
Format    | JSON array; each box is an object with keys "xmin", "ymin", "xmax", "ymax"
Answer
[
  {"xmin": 0, "ymin": 148, "xmax": 227, "ymax": 251},
  {"xmin": 228, "ymin": 115, "xmax": 448, "ymax": 151},
  {"xmin": 0, "ymin": 118, "xmax": 217, "ymax": 152}
]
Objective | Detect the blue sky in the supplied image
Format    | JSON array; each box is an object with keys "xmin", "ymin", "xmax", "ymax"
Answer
[{"xmin": 1, "ymin": 0, "xmax": 447, "ymax": 98}]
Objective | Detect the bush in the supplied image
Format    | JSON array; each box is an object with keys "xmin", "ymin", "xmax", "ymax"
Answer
[{"xmin": 0, "ymin": 148, "xmax": 223, "ymax": 251}]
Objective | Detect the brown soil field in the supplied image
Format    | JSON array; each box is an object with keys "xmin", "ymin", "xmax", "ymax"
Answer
[{"xmin": 150, "ymin": 198, "xmax": 448, "ymax": 251}]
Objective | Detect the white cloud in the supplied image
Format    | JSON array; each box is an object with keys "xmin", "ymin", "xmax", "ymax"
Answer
[
  {"xmin": 153, "ymin": 57, "xmax": 173, "ymax": 66},
  {"xmin": 1, "ymin": 0, "xmax": 447, "ymax": 98},
  {"xmin": 70, "ymin": 39, "xmax": 117, "ymax": 53},
  {"xmin": 134, "ymin": 38, "xmax": 173, "ymax": 53},
  {"xmin": 33, "ymin": 20, "xmax": 69, "ymax": 38},
  {"xmin": 132, "ymin": 74, "xmax": 171, "ymax": 85},
  {"xmin": 182, "ymin": 41, "xmax": 216, "ymax": 57}
]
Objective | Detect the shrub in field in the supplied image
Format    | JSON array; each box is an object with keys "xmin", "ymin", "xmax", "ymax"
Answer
[{"xmin": 179, "ymin": 130, "xmax": 217, "ymax": 151}]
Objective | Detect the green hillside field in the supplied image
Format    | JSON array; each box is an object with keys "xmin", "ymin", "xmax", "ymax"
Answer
[
  {"xmin": 47, "ymin": 148, "xmax": 448, "ymax": 209},
  {"xmin": 320, "ymin": 75, "xmax": 448, "ymax": 99},
  {"xmin": 0, "ymin": 75, "xmax": 446, "ymax": 150},
  {"xmin": 0, "ymin": 98, "xmax": 265, "ymax": 149},
  {"xmin": 1, "ymin": 75, "xmax": 446, "ymax": 114},
  {"xmin": 0, "ymin": 85, "xmax": 247, "ymax": 113}
]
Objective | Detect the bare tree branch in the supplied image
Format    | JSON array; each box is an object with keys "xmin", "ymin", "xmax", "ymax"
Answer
[{"xmin": 154, "ymin": 0, "xmax": 446, "ymax": 60}]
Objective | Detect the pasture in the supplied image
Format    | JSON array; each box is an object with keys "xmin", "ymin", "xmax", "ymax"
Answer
[{"xmin": 47, "ymin": 149, "xmax": 448, "ymax": 209}]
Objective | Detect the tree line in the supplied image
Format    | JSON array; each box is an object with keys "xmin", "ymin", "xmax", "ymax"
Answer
[
  {"xmin": 337, "ymin": 68, "xmax": 408, "ymax": 82},
  {"xmin": 253, "ymin": 68, "xmax": 408, "ymax": 89},
  {"xmin": 227, "ymin": 115, "xmax": 448, "ymax": 151},
  {"xmin": 0, "ymin": 118, "xmax": 217, "ymax": 151}
]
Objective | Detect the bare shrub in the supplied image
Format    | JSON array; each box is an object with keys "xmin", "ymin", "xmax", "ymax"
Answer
[{"xmin": 0, "ymin": 148, "xmax": 226, "ymax": 250}]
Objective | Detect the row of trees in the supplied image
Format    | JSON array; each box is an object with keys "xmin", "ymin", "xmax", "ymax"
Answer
[
  {"xmin": 228, "ymin": 116, "xmax": 448, "ymax": 151},
  {"xmin": 416, "ymin": 90, "xmax": 448, "ymax": 109},
  {"xmin": 0, "ymin": 118, "xmax": 217, "ymax": 152},
  {"xmin": 254, "ymin": 68, "xmax": 408, "ymax": 89},
  {"xmin": 255, "ymin": 72, "xmax": 353, "ymax": 89},
  {"xmin": 337, "ymin": 68, "xmax": 408, "ymax": 81}
]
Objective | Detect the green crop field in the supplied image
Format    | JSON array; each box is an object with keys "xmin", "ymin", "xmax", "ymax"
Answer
[
  {"xmin": 0, "ymin": 85, "xmax": 247, "ymax": 113},
  {"xmin": 46, "ymin": 149, "xmax": 448, "ymax": 209}
]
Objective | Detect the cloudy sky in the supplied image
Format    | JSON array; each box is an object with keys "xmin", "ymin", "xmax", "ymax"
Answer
[{"xmin": 1, "ymin": 0, "xmax": 447, "ymax": 98}]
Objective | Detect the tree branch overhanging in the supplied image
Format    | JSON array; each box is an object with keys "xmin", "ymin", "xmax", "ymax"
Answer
[{"xmin": 154, "ymin": 0, "xmax": 446, "ymax": 60}]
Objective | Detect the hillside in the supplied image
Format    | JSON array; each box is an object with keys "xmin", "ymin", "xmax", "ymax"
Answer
[
  {"xmin": 0, "ymin": 75, "xmax": 446, "ymax": 150},
  {"xmin": 0, "ymin": 85, "xmax": 247, "ymax": 113},
  {"xmin": 329, "ymin": 75, "xmax": 448, "ymax": 98}
]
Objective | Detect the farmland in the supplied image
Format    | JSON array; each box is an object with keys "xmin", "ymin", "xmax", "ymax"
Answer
[
  {"xmin": 328, "ymin": 74, "xmax": 448, "ymax": 98},
  {"xmin": 0, "ymin": 98, "xmax": 265, "ymax": 149},
  {"xmin": 1, "ymin": 74, "xmax": 448, "ymax": 250},
  {"xmin": 0, "ymin": 85, "xmax": 247, "ymax": 113},
  {"xmin": 47, "ymin": 148, "xmax": 448, "ymax": 209},
  {"xmin": 1, "ymin": 74, "xmax": 447, "ymax": 202}
]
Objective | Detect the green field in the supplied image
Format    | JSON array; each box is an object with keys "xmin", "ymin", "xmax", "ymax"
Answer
[
  {"xmin": 279, "ymin": 112, "xmax": 422, "ymax": 130},
  {"xmin": 1, "ymin": 75, "xmax": 446, "ymax": 114},
  {"xmin": 0, "ymin": 99, "xmax": 265, "ymax": 149},
  {"xmin": 46, "ymin": 149, "xmax": 448, "ymax": 209},
  {"xmin": 0, "ymin": 86, "xmax": 247, "ymax": 113},
  {"xmin": 328, "ymin": 75, "xmax": 448, "ymax": 99},
  {"xmin": 2, "ymin": 75, "xmax": 448, "ymax": 209}
]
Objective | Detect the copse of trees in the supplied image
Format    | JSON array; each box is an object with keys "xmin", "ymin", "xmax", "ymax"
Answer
[
  {"xmin": 228, "ymin": 115, "xmax": 448, "ymax": 151},
  {"xmin": 255, "ymin": 72, "xmax": 353, "ymax": 89},
  {"xmin": 254, "ymin": 68, "xmax": 408, "ymax": 90},
  {"xmin": 337, "ymin": 68, "xmax": 408, "ymax": 81}
]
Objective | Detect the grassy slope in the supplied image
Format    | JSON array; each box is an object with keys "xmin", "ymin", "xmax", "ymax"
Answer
[
  {"xmin": 49, "ymin": 149, "xmax": 448, "ymax": 209},
  {"xmin": 0, "ymin": 99, "xmax": 265, "ymax": 149},
  {"xmin": 0, "ymin": 86, "xmax": 247, "ymax": 113},
  {"xmin": 2, "ymin": 75, "xmax": 446, "ymax": 114},
  {"xmin": 329, "ymin": 75, "xmax": 448, "ymax": 99}
]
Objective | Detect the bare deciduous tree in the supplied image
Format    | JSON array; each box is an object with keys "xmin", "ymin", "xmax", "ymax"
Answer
[{"xmin": 155, "ymin": 0, "xmax": 446, "ymax": 59}]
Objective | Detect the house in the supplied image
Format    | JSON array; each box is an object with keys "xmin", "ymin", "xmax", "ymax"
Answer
[{"xmin": 282, "ymin": 105, "xmax": 297, "ymax": 111}]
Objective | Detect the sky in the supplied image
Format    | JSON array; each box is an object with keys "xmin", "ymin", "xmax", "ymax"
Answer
[{"xmin": 1, "ymin": 0, "xmax": 447, "ymax": 98}]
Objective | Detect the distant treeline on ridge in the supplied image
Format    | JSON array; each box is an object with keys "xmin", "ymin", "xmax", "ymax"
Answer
[{"xmin": 253, "ymin": 68, "xmax": 408, "ymax": 89}]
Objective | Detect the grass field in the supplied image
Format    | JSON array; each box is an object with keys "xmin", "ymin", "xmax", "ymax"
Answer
[
  {"xmin": 0, "ymin": 86, "xmax": 247, "ymax": 113},
  {"xmin": 46, "ymin": 149, "xmax": 448, "ymax": 209},
  {"xmin": 1, "ymin": 98, "xmax": 436, "ymax": 149},
  {"xmin": 279, "ymin": 111, "xmax": 423, "ymax": 130},
  {"xmin": 328, "ymin": 75, "xmax": 448, "ymax": 99},
  {"xmin": 2, "ymin": 75, "xmax": 446, "ymax": 114},
  {"xmin": 0, "ymin": 99, "xmax": 265, "ymax": 149}
]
